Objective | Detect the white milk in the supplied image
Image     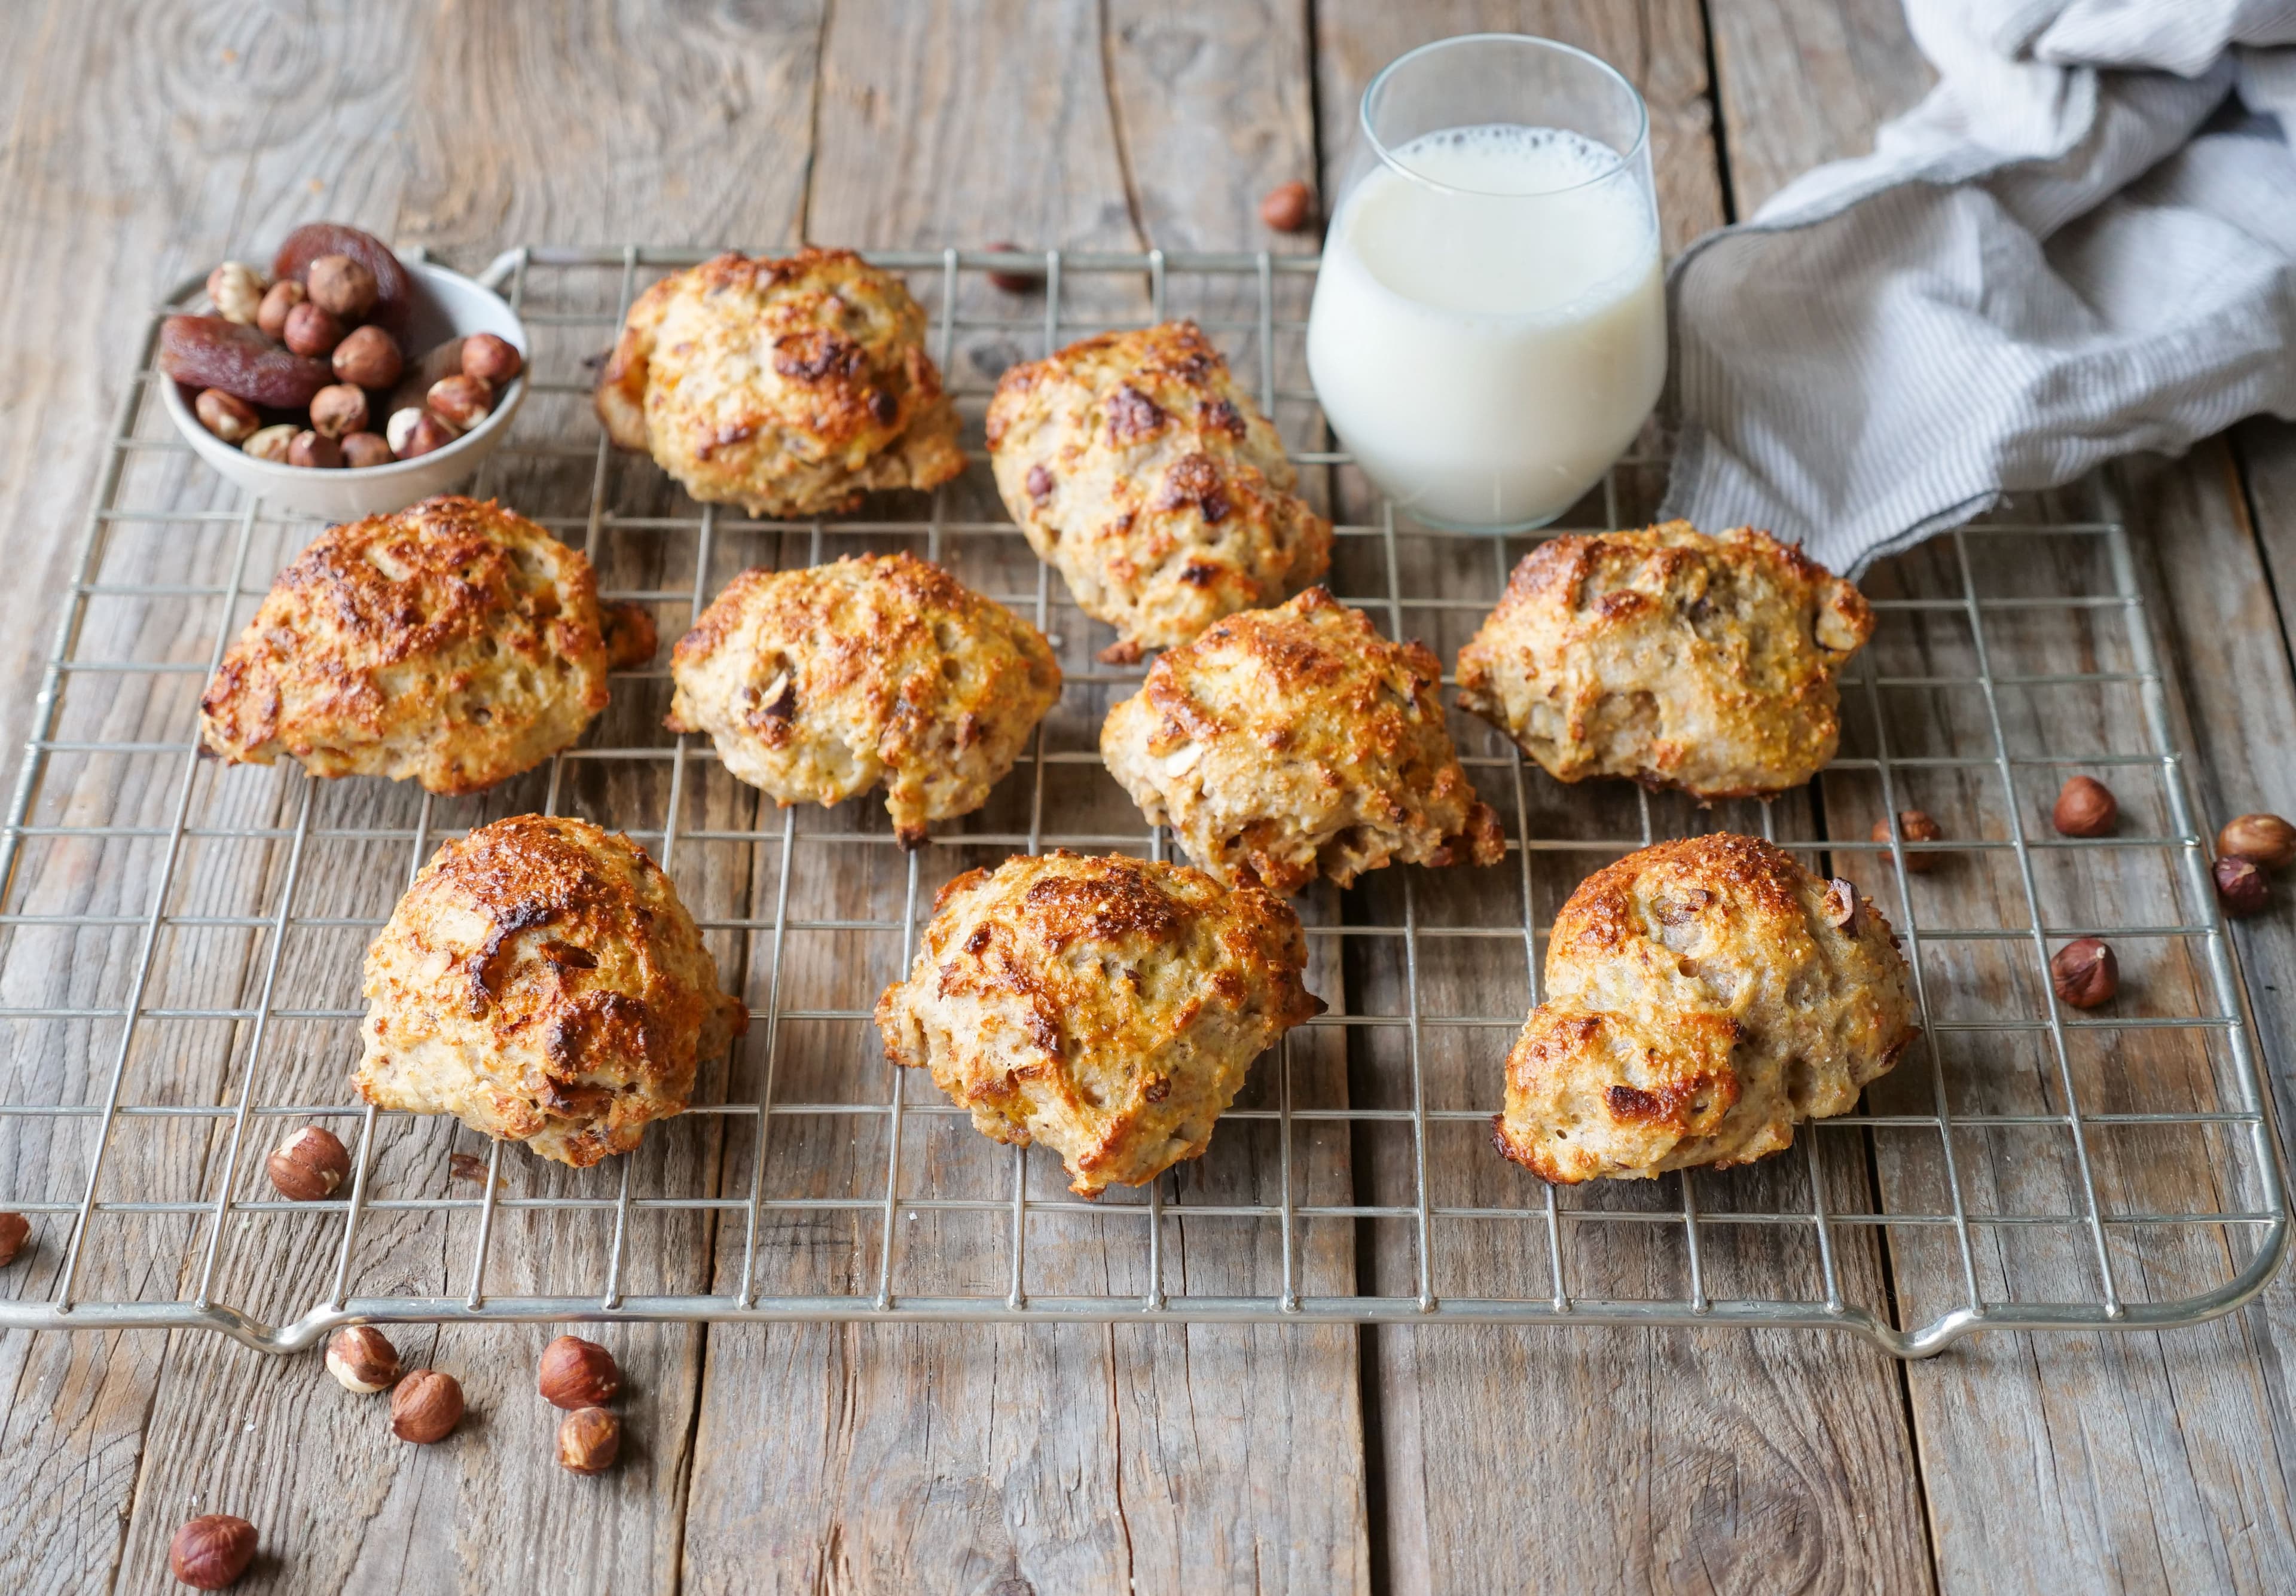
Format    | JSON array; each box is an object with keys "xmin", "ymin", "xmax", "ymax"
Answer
[{"xmin": 1306, "ymin": 124, "xmax": 1665, "ymax": 529}]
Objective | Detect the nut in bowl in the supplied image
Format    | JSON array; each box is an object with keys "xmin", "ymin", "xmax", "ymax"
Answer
[{"xmin": 163, "ymin": 253, "xmax": 527, "ymax": 520}]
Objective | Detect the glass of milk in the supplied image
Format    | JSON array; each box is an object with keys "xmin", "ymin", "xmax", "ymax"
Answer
[{"xmin": 1306, "ymin": 35, "xmax": 1665, "ymax": 531}]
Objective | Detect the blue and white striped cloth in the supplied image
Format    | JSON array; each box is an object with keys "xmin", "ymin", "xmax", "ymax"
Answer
[{"xmin": 1662, "ymin": 0, "xmax": 2296, "ymax": 574}]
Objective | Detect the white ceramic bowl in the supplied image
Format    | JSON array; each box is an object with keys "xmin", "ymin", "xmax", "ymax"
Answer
[{"xmin": 162, "ymin": 258, "xmax": 529, "ymax": 521}]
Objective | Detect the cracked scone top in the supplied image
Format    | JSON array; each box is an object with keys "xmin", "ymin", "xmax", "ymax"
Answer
[
  {"xmin": 985, "ymin": 320, "xmax": 1332, "ymax": 661},
  {"xmin": 665, "ymin": 553, "xmax": 1061, "ymax": 846},
  {"xmin": 594, "ymin": 248, "xmax": 966, "ymax": 517},
  {"xmin": 1493, "ymin": 833, "xmax": 1919, "ymax": 1184},
  {"xmin": 355, "ymin": 815, "xmax": 746, "ymax": 1167},
  {"xmin": 1101, "ymin": 588, "xmax": 1503, "ymax": 895},
  {"xmin": 1454, "ymin": 521, "xmax": 1873, "ymax": 800},
  {"xmin": 199, "ymin": 495, "xmax": 655, "ymax": 796},
  {"xmin": 874, "ymin": 851, "xmax": 1324, "ymax": 1196}
]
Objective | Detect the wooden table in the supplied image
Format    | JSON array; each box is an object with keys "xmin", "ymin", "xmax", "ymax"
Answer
[{"xmin": 4, "ymin": 2, "xmax": 2295, "ymax": 1591}]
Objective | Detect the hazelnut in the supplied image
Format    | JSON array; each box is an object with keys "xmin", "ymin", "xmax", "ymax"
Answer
[
  {"xmin": 1820, "ymin": 876, "xmax": 1861, "ymax": 934},
  {"xmin": 305, "ymin": 252, "xmax": 379, "ymax": 319},
  {"xmin": 558, "ymin": 1406, "xmax": 621, "ymax": 1475},
  {"xmin": 538, "ymin": 1334, "xmax": 621, "ymax": 1408},
  {"xmin": 426, "ymin": 374, "xmax": 493, "ymax": 431},
  {"xmin": 460, "ymin": 332, "xmax": 523, "ymax": 386},
  {"xmin": 243, "ymin": 423, "xmax": 298, "ymax": 464},
  {"xmin": 387, "ymin": 406, "xmax": 458, "ymax": 460},
  {"xmin": 194, "ymin": 389, "xmax": 259, "ymax": 445},
  {"xmin": 983, "ymin": 241, "xmax": 1040, "ymax": 295},
  {"xmin": 1259, "ymin": 179, "xmax": 1315, "ymax": 233},
  {"xmin": 308, "ymin": 383, "xmax": 369, "ymax": 439},
  {"xmin": 1871, "ymin": 809, "xmax": 1944, "ymax": 873},
  {"xmin": 325, "ymin": 1325, "xmax": 401, "ymax": 1393},
  {"xmin": 256, "ymin": 278, "xmax": 306, "ymax": 338},
  {"xmin": 286, "ymin": 429, "xmax": 343, "ymax": 470},
  {"xmin": 168, "ymin": 1514, "xmax": 257, "ymax": 1589},
  {"xmin": 340, "ymin": 431, "xmax": 393, "ymax": 469},
  {"xmin": 2051, "ymin": 775, "xmax": 2118, "ymax": 838},
  {"xmin": 2050, "ymin": 938, "xmax": 2118, "ymax": 1009},
  {"xmin": 266, "ymin": 1124, "xmax": 349, "ymax": 1200},
  {"xmin": 2218, "ymin": 814, "xmax": 2296, "ymax": 872},
  {"xmin": 2215, "ymin": 854, "xmax": 2270, "ymax": 918},
  {"xmin": 390, "ymin": 1368, "xmax": 465, "ymax": 1442},
  {"xmin": 282, "ymin": 301, "xmax": 345, "ymax": 359},
  {"xmin": 332, "ymin": 324, "xmax": 404, "ymax": 389},
  {"xmin": 206, "ymin": 262, "xmax": 265, "ymax": 326},
  {"xmin": 0, "ymin": 1211, "xmax": 29, "ymax": 1267}
]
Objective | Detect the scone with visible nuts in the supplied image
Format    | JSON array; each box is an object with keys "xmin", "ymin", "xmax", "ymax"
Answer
[
  {"xmin": 985, "ymin": 320, "xmax": 1331, "ymax": 662},
  {"xmin": 874, "ymin": 851, "xmax": 1323, "ymax": 1195},
  {"xmin": 1492, "ymin": 833, "xmax": 1918, "ymax": 1184},
  {"xmin": 355, "ymin": 815, "xmax": 746, "ymax": 1167},
  {"xmin": 1101, "ymin": 587, "xmax": 1502, "ymax": 895},
  {"xmin": 665, "ymin": 553, "xmax": 1061, "ymax": 846},
  {"xmin": 199, "ymin": 495, "xmax": 655, "ymax": 796},
  {"xmin": 595, "ymin": 248, "xmax": 965, "ymax": 517},
  {"xmin": 1455, "ymin": 522, "xmax": 1873, "ymax": 800}
]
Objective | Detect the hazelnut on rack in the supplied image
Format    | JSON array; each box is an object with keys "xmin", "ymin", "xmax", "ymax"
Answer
[
  {"xmin": 282, "ymin": 301, "xmax": 346, "ymax": 359},
  {"xmin": 460, "ymin": 332, "xmax": 523, "ymax": 386},
  {"xmin": 194, "ymin": 389, "xmax": 259, "ymax": 445},
  {"xmin": 257, "ymin": 278, "xmax": 306, "ymax": 339},
  {"xmin": 267, "ymin": 1125, "xmax": 350, "ymax": 1200},
  {"xmin": 426, "ymin": 374, "xmax": 493, "ymax": 430},
  {"xmin": 309, "ymin": 384, "xmax": 370, "ymax": 439},
  {"xmin": 2214, "ymin": 854, "xmax": 2270, "ymax": 917},
  {"xmin": 332, "ymin": 324, "xmax": 404, "ymax": 390},
  {"xmin": 557, "ymin": 1407, "xmax": 621, "ymax": 1475},
  {"xmin": 340, "ymin": 431, "xmax": 393, "ymax": 469},
  {"xmin": 387, "ymin": 407, "xmax": 457, "ymax": 460},
  {"xmin": 390, "ymin": 1368, "xmax": 465, "ymax": 1442},
  {"xmin": 287, "ymin": 429, "xmax": 343, "ymax": 470},
  {"xmin": 1260, "ymin": 179, "xmax": 1315, "ymax": 233},
  {"xmin": 0, "ymin": 1211, "xmax": 29, "ymax": 1267},
  {"xmin": 2219, "ymin": 813, "xmax": 2296, "ymax": 871},
  {"xmin": 2051, "ymin": 775, "xmax": 2117, "ymax": 838},
  {"xmin": 325, "ymin": 1326, "xmax": 402, "ymax": 1393},
  {"xmin": 305, "ymin": 252, "xmax": 380, "ymax": 319},
  {"xmin": 243, "ymin": 424, "xmax": 298, "ymax": 464},
  {"xmin": 538, "ymin": 1334, "xmax": 621, "ymax": 1408},
  {"xmin": 1870, "ymin": 809, "xmax": 1945, "ymax": 873},
  {"xmin": 206, "ymin": 262, "xmax": 265, "ymax": 326},
  {"xmin": 168, "ymin": 1514, "xmax": 257, "ymax": 1590},
  {"xmin": 2050, "ymin": 937, "xmax": 2118, "ymax": 1008}
]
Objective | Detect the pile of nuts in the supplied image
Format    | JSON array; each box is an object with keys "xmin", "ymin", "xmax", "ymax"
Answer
[
  {"xmin": 161, "ymin": 221, "xmax": 521, "ymax": 471},
  {"xmin": 2215, "ymin": 811, "xmax": 2295, "ymax": 918}
]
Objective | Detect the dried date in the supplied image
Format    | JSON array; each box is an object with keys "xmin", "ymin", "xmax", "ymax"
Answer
[
  {"xmin": 159, "ymin": 316, "xmax": 332, "ymax": 409},
  {"xmin": 271, "ymin": 222, "xmax": 414, "ymax": 337}
]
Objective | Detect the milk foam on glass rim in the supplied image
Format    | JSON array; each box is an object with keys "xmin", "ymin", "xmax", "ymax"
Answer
[{"xmin": 1306, "ymin": 36, "xmax": 1665, "ymax": 531}]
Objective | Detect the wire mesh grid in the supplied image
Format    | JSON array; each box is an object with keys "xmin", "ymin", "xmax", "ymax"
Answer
[{"xmin": 0, "ymin": 243, "xmax": 2283, "ymax": 1357}]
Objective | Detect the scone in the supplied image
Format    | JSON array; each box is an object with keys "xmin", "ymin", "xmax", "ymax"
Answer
[
  {"xmin": 1454, "ymin": 522, "xmax": 1873, "ymax": 800},
  {"xmin": 355, "ymin": 815, "xmax": 746, "ymax": 1167},
  {"xmin": 1492, "ymin": 833, "xmax": 1919, "ymax": 1184},
  {"xmin": 985, "ymin": 320, "xmax": 1332, "ymax": 662},
  {"xmin": 1101, "ymin": 587, "xmax": 1503, "ymax": 895},
  {"xmin": 199, "ymin": 495, "xmax": 656, "ymax": 796},
  {"xmin": 665, "ymin": 553, "xmax": 1061, "ymax": 846},
  {"xmin": 594, "ymin": 247, "xmax": 966, "ymax": 517},
  {"xmin": 874, "ymin": 851, "xmax": 1323, "ymax": 1195}
]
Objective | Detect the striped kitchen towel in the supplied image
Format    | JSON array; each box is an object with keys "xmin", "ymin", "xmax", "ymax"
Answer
[{"xmin": 1661, "ymin": 0, "xmax": 2296, "ymax": 574}]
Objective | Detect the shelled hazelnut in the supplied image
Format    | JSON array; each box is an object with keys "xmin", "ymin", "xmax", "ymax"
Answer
[
  {"xmin": 305, "ymin": 252, "xmax": 379, "ymax": 319},
  {"xmin": 340, "ymin": 431, "xmax": 393, "ymax": 469},
  {"xmin": 2214, "ymin": 854, "xmax": 2270, "ymax": 918},
  {"xmin": 1260, "ymin": 180, "xmax": 1314, "ymax": 232},
  {"xmin": 332, "ymin": 325, "xmax": 404, "ymax": 390},
  {"xmin": 309, "ymin": 384, "xmax": 369, "ymax": 439},
  {"xmin": 0, "ymin": 1211, "xmax": 29, "ymax": 1267},
  {"xmin": 266, "ymin": 1125, "xmax": 350, "ymax": 1200},
  {"xmin": 169, "ymin": 1514, "xmax": 257, "ymax": 1589},
  {"xmin": 2218, "ymin": 813, "xmax": 2296, "ymax": 872},
  {"xmin": 538, "ymin": 1335, "xmax": 621, "ymax": 1409},
  {"xmin": 256, "ymin": 278, "xmax": 306, "ymax": 339},
  {"xmin": 390, "ymin": 1369, "xmax": 465, "ymax": 1442},
  {"xmin": 1870, "ymin": 809, "xmax": 1944, "ymax": 873},
  {"xmin": 426, "ymin": 374, "xmax": 493, "ymax": 430},
  {"xmin": 460, "ymin": 332, "xmax": 522, "ymax": 386},
  {"xmin": 206, "ymin": 262, "xmax": 265, "ymax": 326},
  {"xmin": 984, "ymin": 241, "xmax": 1039, "ymax": 295},
  {"xmin": 282, "ymin": 301, "xmax": 345, "ymax": 359},
  {"xmin": 194, "ymin": 389, "xmax": 259, "ymax": 445},
  {"xmin": 387, "ymin": 407, "xmax": 457, "ymax": 460},
  {"xmin": 287, "ymin": 429, "xmax": 343, "ymax": 470},
  {"xmin": 2051, "ymin": 775, "xmax": 2117, "ymax": 838},
  {"xmin": 325, "ymin": 1326, "xmax": 402, "ymax": 1393},
  {"xmin": 243, "ymin": 424, "xmax": 298, "ymax": 464},
  {"xmin": 557, "ymin": 1407, "xmax": 621, "ymax": 1475},
  {"xmin": 2050, "ymin": 938, "xmax": 2118, "ymax": 1008}
]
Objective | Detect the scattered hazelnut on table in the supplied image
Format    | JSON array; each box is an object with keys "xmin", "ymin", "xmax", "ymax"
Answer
[
  {"xmin": 460, "ymin": 332, "xmax": 523, "ymax": 386},
  {"xmin": 387, "ymin": 407, "xmax": 458, "ymax": 460},
  {"xmin": 1259, "ymin": 179, "xmax": 1315, "ymax": 233},
  {"xmin": 2218, "ymin": 813, "xmax": 2296, "ymax": 872},
  {"xmin": 2214, "ymin": 854, "xmax": 2270, "ymax": 918},
  {"xmin": 2050, "ymin": 937, "xmax": 2118, "ymax": 1008},
  {"xmin": 325, "ymin": 1326, "xmax": 402, "ymax": 1393},
  {"xmin": 2051, "ymin": 775, "xmax": 2118, "ymax": 838},
  {"xmin": 168, "ymin": 1514, "xmax": 257, "ymax": 1590},
  {"xmin": 0, "ymin": 1211, "xmax": 29, "ymax": 1267},
  {"xmin": 194, "ymin": 389, "xmax": 259, "ymax": 445},
  {"xmin": 426, "ymin": 374, "xmax": 493, "ymax": 430},
  {"xmin": 266, "ymin": 1125, "xmax": 350, "ymax": 1200},
  {"xmin": 332, "ymin": 324, "xmax": 404, "ymax": 389},
  {"xmin": 340, "ymin": 431, "xmax": 393, "ymax": 469},
  {"xmin": 309, "ymin": 383, "xmax": 369, "ymax": 439},
  {"xmin": 1871, "ymin": 809, "xmax": 1945, "ymax": 873},
  {"xmin": 287, "ymin": 429, "xmax": 343, "ymax": 470},
  {"xmin": 557, "ymin": 1407, "xmax": 621, "ymax": 1475},
  {"xmin": 304, "ymin": 252, "xmax": 379, "ymax": 319},
  {"xmin": 243, "ymin": 424, "xmax": 298, "ymax": 464},
  {"xmin": 538, "ymin": 1334, "xmax": 621, "ymax": 1408},
  {"xmin": 983, "ymin": 241, "xmax": 1040, "ymax": 295},
  {"xmin": 390, "ymin": 1368, "xmax": 465, "ymax": 1443},
  {"xmin": 205, "ymin": 262, "xmax": 265, "ymax": 327},
  {"xmin": 256, "ymin": 278, "xmax": 306, "ymax": 339}
]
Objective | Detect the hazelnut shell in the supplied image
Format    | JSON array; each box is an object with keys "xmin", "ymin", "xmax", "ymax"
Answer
[
  {"xmin": 282, "ymin": 301, "xmax": 346, "ymax": 359},
  {"xmin": 390, "ymin": 1368, "xmax": 465, "ymax": 1442},
  {"xmin": 557, "ymin": 1407, "xmax": 621, "ymax": 1475},
  {"xmin": 2050, "ymin": 937, "xmax": 2118, "ymax": 1009},
  {"xmin": 538, "ymin": 1334, "xmax": 621, "ymax": 1409},
  {"xmin": 325, "ymin": 1325, "xmax": 402, "ymax": 1393},
  {"xmin": 2051, "ymin": 775, "xmax": 2118, "ymax": 838},
  {"xmin": 2215, "ymin": 854, "xmax": 2270, "ymax": 918},
  {"xmin": 2218, "ymin": 814, "xmax": 2296, "ymax": 872},
  {"xmin": 169, "ymin": 1514, "xmax": 257, "ymax": 1590},
  {"xmin": 267, "ymin": 1125, "xmax": 349, "ymax": 1200}
]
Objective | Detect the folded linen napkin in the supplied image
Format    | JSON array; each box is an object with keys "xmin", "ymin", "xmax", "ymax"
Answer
[{"xmin": 1660, "ymin": 0, "xmax": 2296, "ymax": 574}]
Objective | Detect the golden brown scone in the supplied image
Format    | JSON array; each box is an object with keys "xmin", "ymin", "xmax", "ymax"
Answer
[
  {"xmin": 1454, "ymin": 522, "xmax": 1873, "ymax": 800},
  {"xmin": 665, "ymin": 553, "xmax": 1060, "ymax": 846},
  {"xmin": 355, "ymin": 815, "xmax": 746, "ymax": 1168},
  {"xmin": 1100, "ymin": 588, "xmax": 1502, "ymax": 895},
  {"xmin": 1492, "ymin": 833, "xmax": 1918, "ymax": 1184},
  {"xmin": 595, "ymin": 248, "xmax": 965, "ymax": 517},
  {"xmin": 985, "ymin": 320, "xmax": 1331, "ymax": 661},
  {"xmin": 199, "ymin": 496, "xmax": 652, "ymax": 796},
  {"xmin": 874, "ymin": 851, "xmax": 1323, "ymax": 1196}
]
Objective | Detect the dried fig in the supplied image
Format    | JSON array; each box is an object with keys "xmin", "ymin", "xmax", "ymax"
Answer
[
  {"xmin": 159, "ymin": 316, "xmax": 332, "ymax": 409},
  {"xmin": 272, "ymin": 222, "xmax": 413, "ymax": 337}
]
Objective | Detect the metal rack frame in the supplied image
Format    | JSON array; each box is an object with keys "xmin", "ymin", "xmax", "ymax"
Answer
[{"xmin": 0, "ymin": 244, "xmax": 2283, "ymax": 1357}]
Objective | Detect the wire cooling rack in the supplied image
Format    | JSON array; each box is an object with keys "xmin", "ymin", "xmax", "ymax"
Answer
[{"xmin": 0, "ymin": 244, "xmax": 2283, "ymax": 1358}]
